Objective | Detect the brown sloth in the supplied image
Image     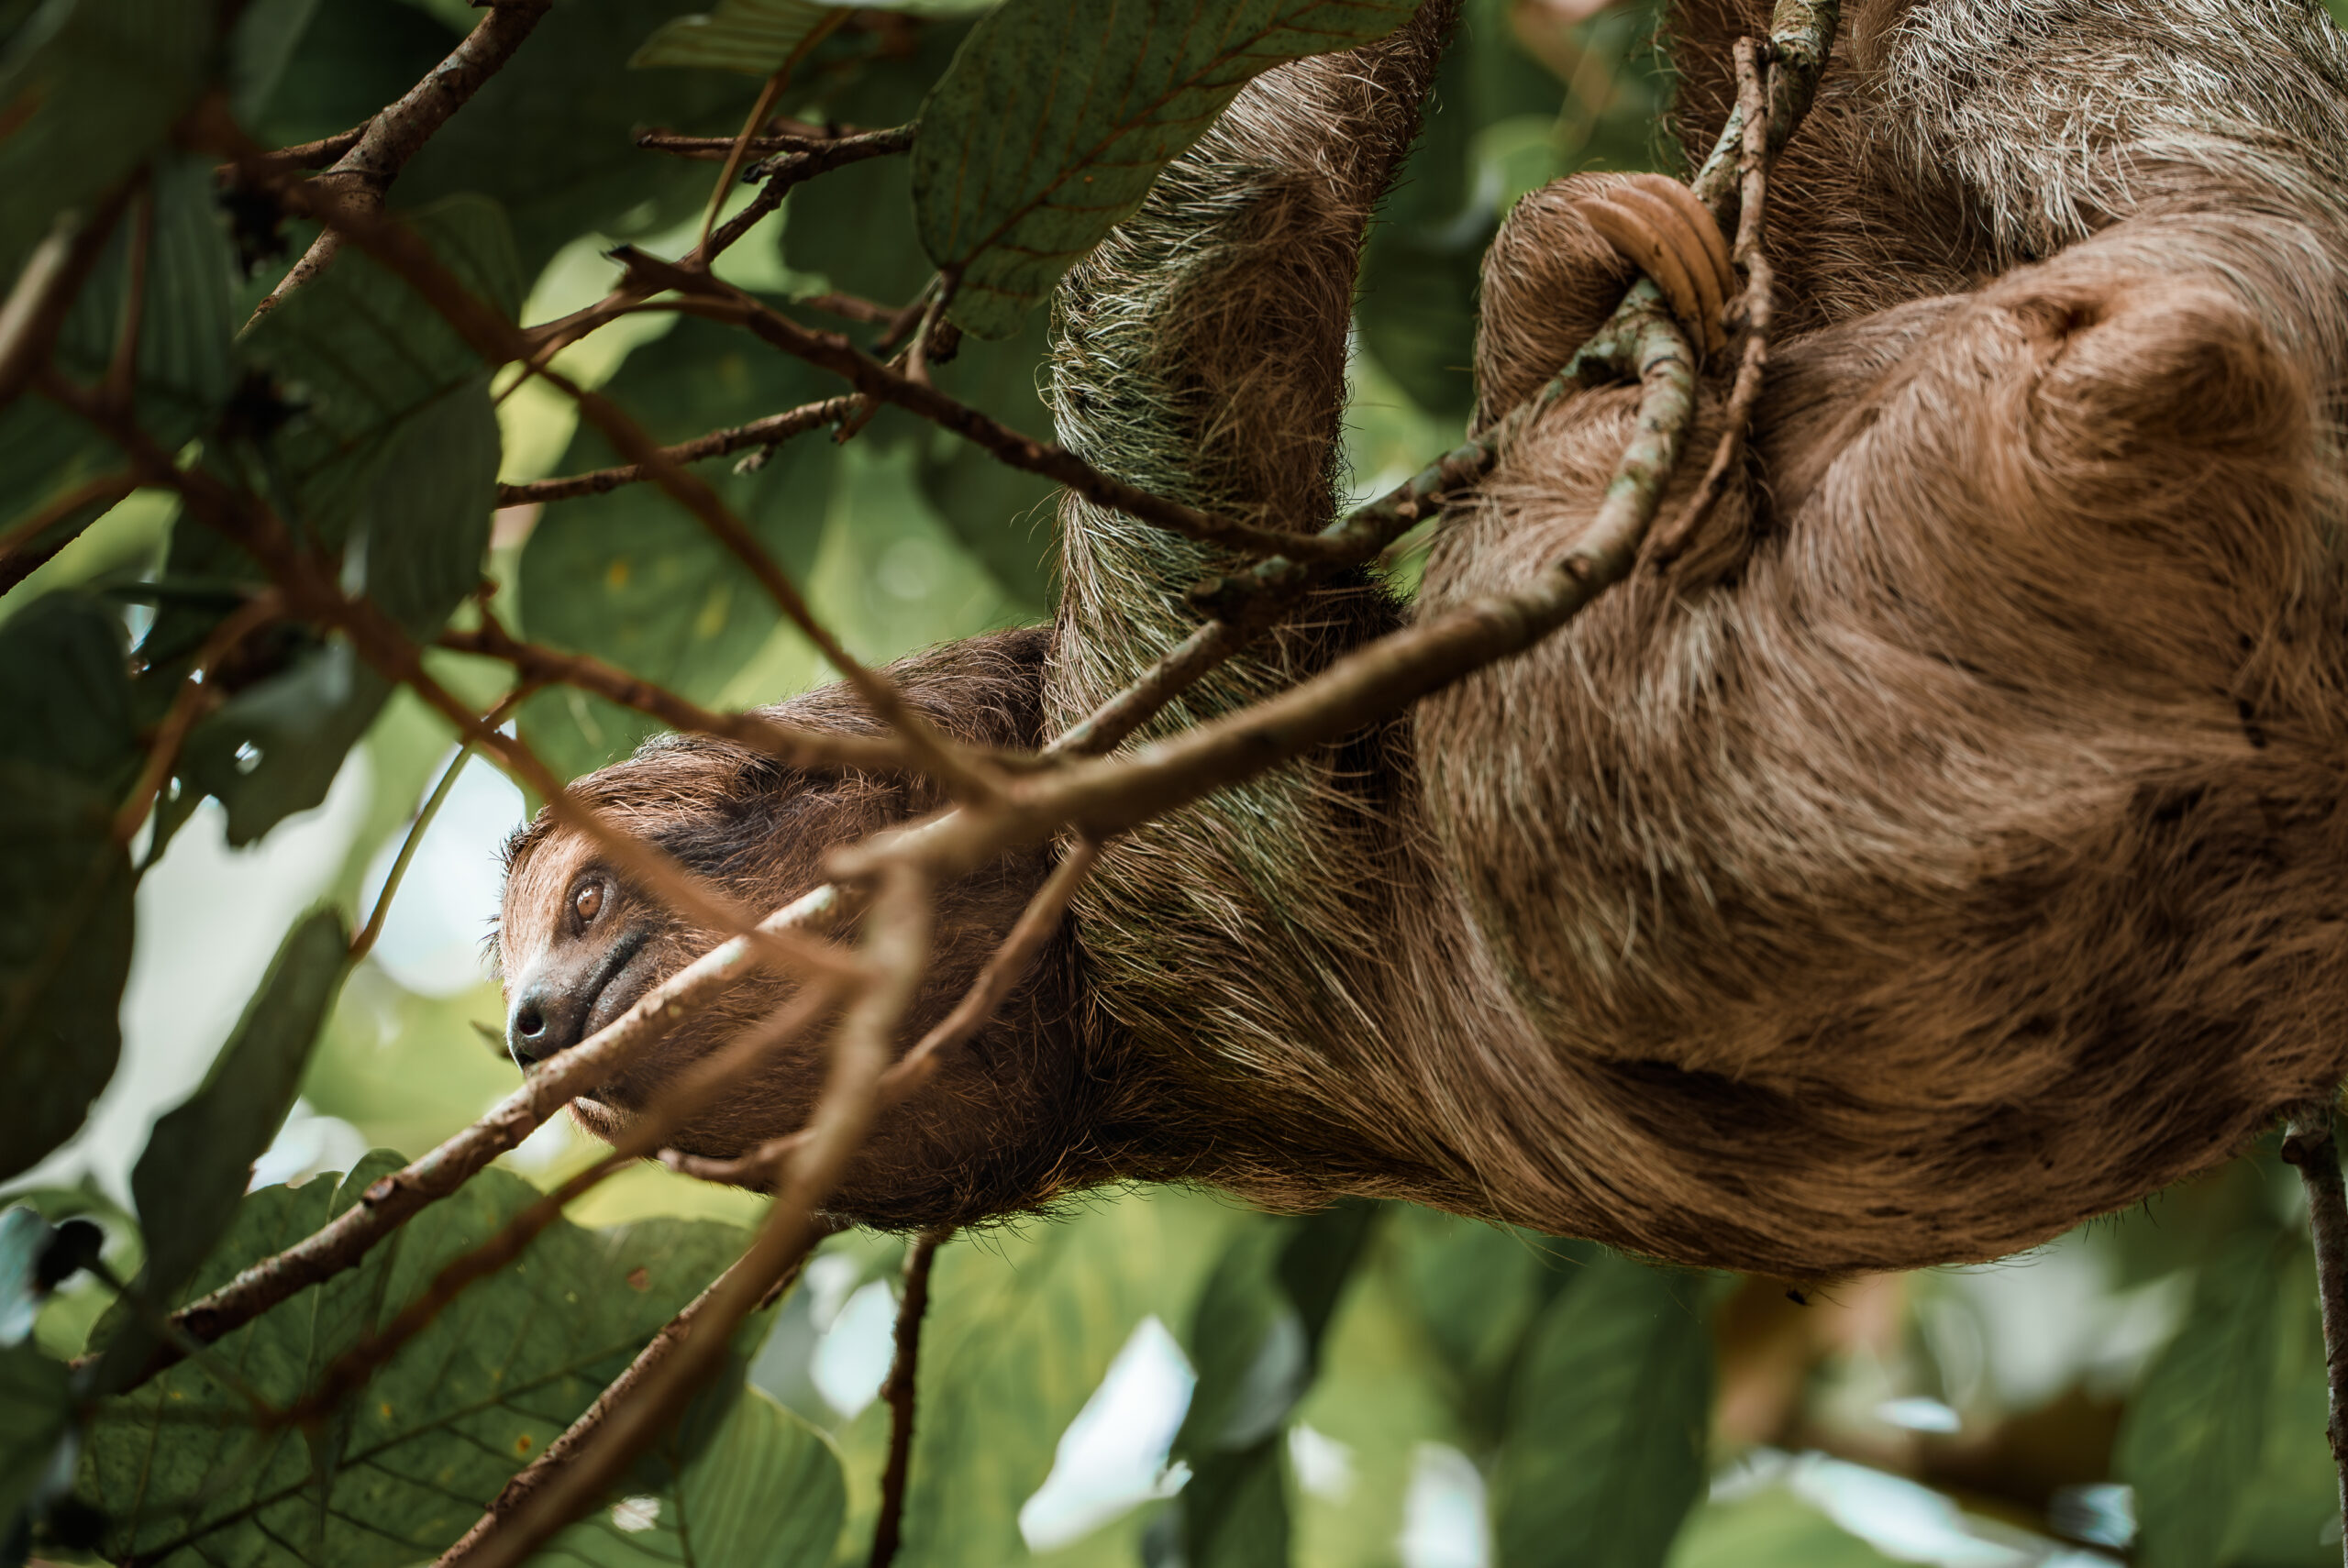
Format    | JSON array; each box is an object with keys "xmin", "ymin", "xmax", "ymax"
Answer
[{"xmin": 497, "ymin": 0, "xmax": 2348, "ymax": 1276}]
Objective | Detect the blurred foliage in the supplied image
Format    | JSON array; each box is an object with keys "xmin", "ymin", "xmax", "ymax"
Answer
[{"xmin": 3, "ymin": 0, "xmax": 2345, "ymax": 1566}]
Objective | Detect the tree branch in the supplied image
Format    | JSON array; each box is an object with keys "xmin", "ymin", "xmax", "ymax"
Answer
[
  {"xmin": 869, "ymin": 1228, "xmax": 949, "ymax": 1568},
  {"xmin": 250, "ymin": 0, "xmax": 553, "ymax": 316},
  {"xmin": 0, "ymin": 180, "xmax": 135, "ymax": 411},
  {"xmin": 621, "ymin": 251, "xmax": 1356, "ymax": 564},
  {"xmin": 2284, "ymin": 1100, "xmax": 2348, "ymax": 1567},
  {"xmin": 492, "ymin": 394, "xmax": 853, "ymax": 505},
  {"xmin": 439, "ymin": 610, "xmax": 923, "ymax": 775},
  {"xmin": 441, "ymin": 866, "xmax": 932, "ymax": 1568}
]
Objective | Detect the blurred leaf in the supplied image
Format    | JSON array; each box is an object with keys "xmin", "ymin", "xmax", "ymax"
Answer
[
  {"xmin": 537, "ymin": 1386, "xmax": 844, "ymax": 1567},
  {"xmin": 82, "ymin": 1160, "xmax": 748, "ymax": 1568},
  {"xmin": 1388, "ymin": 1209, "xmax": 1587, "ymax": 1445},
  {"xmin": 2118, "ymin": 1231, "xmax": 2292, "ymax": 1568},
  {"xmin": 0, "ymin": 152, "xmax": 240, "ymax": 558},
  {"xmin": 1667, "ymin": 1485, "xmax": 1902, "ymax": 1568},
  {"xmin": 0, "ymin": 594, "xmax": 136, "ymax": 1183},
  {"xmin": 912, "ymin": 0, "xmax": 1417, "ymax": 338},
  {"xmin": 1489, "ymin": 1253, "xmax": 1713, "ymax": 1568},
  {"xmin": 0, "ymin": 1341, "xmax": 76, "ymax": 1553},
  {"xmin": 517, "ymin": 315, "xmax": 835, "ymax": 781},
  {"xmin": 128, "ymin": 909, "xmax": 353, "ymax": 1308},
  {"xmin": 899, "ymin": 1191, "xmax": 1239, "ymax": 1568},
  {"xmin": 1169, "ymin": 1202, "xmax": 1379, "ymax": 1568},
  {"xmin": 914, "ymin": 311, "xmax": 1058, "ymax": 610},
  {"xmin": 180, "ymin": 639, "xmax": 393, "ymax": 846},
  {"xmin": 396, "ymin": 0, "xmax": 763, "ymax": 273},
  {"xmin": 632, "ymin": 0, "xmax": 840, "ymax": 73},
  {"xmin": 248, "ymin": 0, "xmax": 457, "ymax": 149},
  {"xmin": 0, "ymin": 0, "xmax": 214, "ymax": 278},
  {"xmin": 0, "ymin": 1209, "xmax": 52, "ymax": 1347},
  {"xmin": 227, "ymin": 0, "xmax": 324, "ymax": 122}
]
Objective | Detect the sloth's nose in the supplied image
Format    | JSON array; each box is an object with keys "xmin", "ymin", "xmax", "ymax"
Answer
[{"xmin": 506, "ymin": 987, "xmax": 585, "ymax": 1066}]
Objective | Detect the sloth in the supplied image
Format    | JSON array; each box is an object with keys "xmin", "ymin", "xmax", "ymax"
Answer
[{"xmin": 497, "ymin": 0, "xmax": 2348, "ymax": 1276}]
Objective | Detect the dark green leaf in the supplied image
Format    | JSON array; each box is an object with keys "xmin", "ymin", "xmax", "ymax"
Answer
[
  {"xmin": 0, "ymin": 594, "xmax": 136, "ymax": 1181},
  {"xmin": 1, "ymin": 152, "xmax": 239, "ymax": 556},
  {"xmin": 632, "ymin": 0, "xmax": 842, "ymax": 73},
  {"xmin": 396, "ymin": 0, "xmax": 762, "ymax": 273},
  {"xmin": 913, "ymin": 310, "xmax": 1058, "ymax": 609},
  {"xmin": 1170, "ymin": 1202, "xmax": 1378, "ymax": 1568},
  {"xmin": 0, "ymin": 1341, "xmax": 75, "ymax": 1551},
  {"xmin": 517, "ymin": 315, "xmax": 835, "ymax": 781},
  {"xmin": 227, "ymin": 0, "xmax": 324, "ymax": 121},
  {"xmin": 911, "ymin": 0, "xmax": 1416, "ymax": 337},
  {"xmin": 1488, "ymin": 1253, "xmax": 1713, "ymax": 1568},
  {"xmin": 248, "ymin": 0, "xmax": 456, "ymax": 150},
  {"xmin": 129, "ymin": 909, "xmax": 353, "ymax": 1308},
  {"xmin": 537, "ymin": 1386, "xmax": 844, "ymax": 1567},
  {"xmin": 0, "ymin": 0, "xmax": 215, "ymax": 277},
  {"xmin": 82, "ymin": 1160, "xmax": 748, "ymax": 1568},
  {"xmin": 237, "ymin": 194, "xmax": 520, "ymax": 543},
  {"xmin": 2116, "ymin": 1231, "xmax": 2292, "ymax": 1568}
]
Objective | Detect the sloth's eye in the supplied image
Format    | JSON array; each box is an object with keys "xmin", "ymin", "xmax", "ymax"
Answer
[{"xmin": 574, "ymin": 883, "xmax": 604, "ymax": 924}]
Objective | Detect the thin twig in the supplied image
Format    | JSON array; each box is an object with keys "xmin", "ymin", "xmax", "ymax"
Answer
[
  {"xmin": 0, "ymin": 180, "xmax": 136, "ymax": 410},
  {"xmin": 493, "ymin": 395, "xmax": 852, "ymax": 504},
  {"xmin": 238, "ymin": 123, "xmax": 371, "ymax": 175},
  {"xmin": 112, "ymin": 590, "xmax": 283, "ymax": 845},
  {"xmin": 626, "ymin": 252, "xmax": 1347, "ymax": 564},
  {"xmin": 0, "ymin": 470, "xmax": 138, "ymax": 593},
  {"xmin": 869, "ymin": 1228, "xmax": 949, "ymax": 1568},
  {"xmin": 2284, "ymin": 1099, "xmax": 2348, "ymax": 1567},
  {"xmin": 438, "ymin": 610, "xmax": 919, "ymax": 775},
  {"xmin": 667, "ymin": 839, "xmax": 1098, "ymax": 1188},
  {"xmin": 1649, "ymin": 35, "xmax": 1777, "ymax": 563},
  {"xmin": 443, "ymin": 866, "xmax": 932, "ymax": 1568},
  {"xmin": 278, "ymin": 985, "xmax": 839, "ymax": 1427},
  {"xmin": 103, "ymin": 182, "xmax": 153, "ymax": 412},
  {"xmin": 635, "ymin": 119, "xmax": 875, "ymax": 158},
  {"xmin": 434, "ymin": 1237, "xmax": 833, "ymax": 1564},
  {"xmin": 249, "ymin": 0, "xmax": 553, "ymax": 317},
  {"xmin": 351, "ymin": 685, "xmax": 532, "ymax": 960}
]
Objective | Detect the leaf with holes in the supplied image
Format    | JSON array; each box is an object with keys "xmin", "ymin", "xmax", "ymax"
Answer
[
  {"xmin": 80, "ymin": 1159, "xmax": 749, "ymax": 1568},
  {"xmin": 911, "ymin": 0, "xmax": 1417, "ymax": 338}
]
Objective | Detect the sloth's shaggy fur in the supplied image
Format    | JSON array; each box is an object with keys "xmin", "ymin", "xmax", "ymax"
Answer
[{"xmin": 500, "ymin": 0, "xmax": 2348, "ymax": 1275}]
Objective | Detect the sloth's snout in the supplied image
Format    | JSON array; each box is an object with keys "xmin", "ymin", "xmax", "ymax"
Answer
[{"xmin": 506, "ymin": 985, "xmax": 586, "ymax": 1066}]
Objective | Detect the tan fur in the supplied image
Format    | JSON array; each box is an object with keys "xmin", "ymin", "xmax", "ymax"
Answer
[{"xmin": 500, "ymin": 0, "xmax": 2348, "ymax": 1274}]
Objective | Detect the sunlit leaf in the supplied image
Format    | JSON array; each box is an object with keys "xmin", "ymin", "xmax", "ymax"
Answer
[
  {"xmin": 911, "ymin": 0, "xmax": 1417, "ymax": 338},
  {"xmin": 1489, "ymin": 1253, "xmax": 1714, "ymax": 1568},
  {"xmin": 82, "ymin": 1159, "xmax": 749, "ymax": 1568},
  {"xmin": 537, "ymin": 1386, "xmax": 845, "ymax": 1568}
]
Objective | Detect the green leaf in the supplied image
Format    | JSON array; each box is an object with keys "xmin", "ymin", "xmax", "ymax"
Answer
[
  {"xmin": 1489, "ymin": 1253, "xmax": 1713, "ymax": 1568},
  {"xmin": 1388, "ymin": 1209, "xmax": 1588, "ymax": 1446},
  {"xmin": 81, "ymin": 1160, "xmax": 748, "ymax": 1568},
  {"xmin": 1169, "ymin": 1202, "xmax": 1378, "ymax": 1568},
  {"xmin": 537, "ymin": 1386, "xmax": 845, "ymax": 1567},
  {"xmin": 899, "ymin": 1189, "xmax": 1241, "ymax": 1568},
  {"xmin": 0, "ymin": 152, "xmax": 239, "ymax": 556},
  {"xmin": 395, "ymin": 0, "xmax": 765, "ymax": 273},
  {"xmin": 1667, "ymin": 1486, "xmax": 1904, "ymax": 1568},
  {"xmin": 2117, "ymin": 1231, "xmax": 2292, "ymax": 1568},
  {"xmin": 129, "ymin": 910, "xmax": 353, "ymax": 1308},
  {"xmin": 227, "ymin": 0, "xmax": 323, "ymax": 122},
  {"xmin": 0, "ymin": 0, "xmax": 216, "ymax": 278},
  {"xmin": 910, "ymin": 0, "xmax": 1416, "ymax": 338},
  {"xmin": 632, "ymin": 0, "xmax": 840, "ymax": 73},
  {"xmin": 516, "ymin": 315, "xmax": 835, "ymax": 781},
  {"xmin": 0, "ymin": 595, "xmax": 136, "ymax": 1182},
  {"xmin": 0, "ymin": 1341, "xmax": 76, "ymax": 1548},
  {"xmin": 248, "ymin": 0, "xmax": 457, "ymax": 151},
  {"xmin": 237, "ymin": 195, "xmax": 520, "ymax": 542},
  {"xmin": 913, "ymin": 309, "xmax": 1058, "ymax": 610}
]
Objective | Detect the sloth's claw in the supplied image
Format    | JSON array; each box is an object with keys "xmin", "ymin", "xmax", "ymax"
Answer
[{"xmin": 1577, "ymin": 172, "xmax": 1736, "ymax": 357}]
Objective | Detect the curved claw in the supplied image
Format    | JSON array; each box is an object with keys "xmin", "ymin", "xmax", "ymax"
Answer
[{"xmin": 1577, "ymin": 172, "xmax": 1736, "ymax": 358}]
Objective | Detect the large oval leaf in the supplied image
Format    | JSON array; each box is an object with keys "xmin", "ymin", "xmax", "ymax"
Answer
[{"xmin": 911, "ymin": 0, "xmax": 1418, "ymax": 338}]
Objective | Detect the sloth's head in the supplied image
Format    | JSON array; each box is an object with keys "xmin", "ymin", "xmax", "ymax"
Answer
[{"xmin": 492, "ymin": 628, "xmax": 1093, "ymax": 1225}]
